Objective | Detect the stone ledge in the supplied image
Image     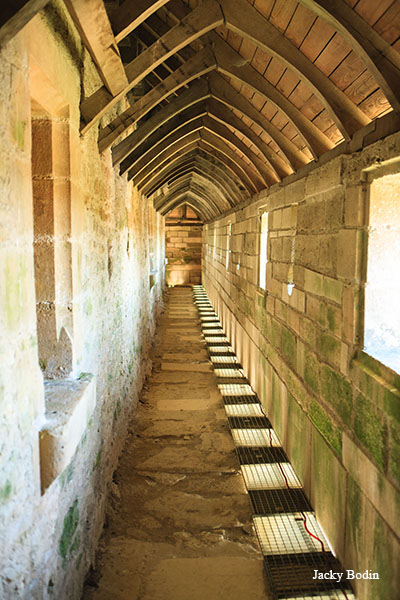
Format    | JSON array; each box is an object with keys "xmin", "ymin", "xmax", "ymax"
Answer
[{"xmin": 39, "ymin": 374, "xmax": 96, "ymax": 492}]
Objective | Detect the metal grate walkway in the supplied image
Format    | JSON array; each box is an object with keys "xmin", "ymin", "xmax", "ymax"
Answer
[{"xmin": 193, "ymin": 285, "xmax": 355, "ymax": 600}]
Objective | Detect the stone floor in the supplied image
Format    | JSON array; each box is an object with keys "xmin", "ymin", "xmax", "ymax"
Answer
[{"xmin": 82, "ymin": 287, "xmax": 269, "ymax": 600}]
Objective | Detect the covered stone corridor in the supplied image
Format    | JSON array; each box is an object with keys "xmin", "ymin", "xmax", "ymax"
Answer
[
  {"xmin": 83, "ymin": 287, "xmax": 269, "ymax": 600},
  {"xmin": 1, "ymin": 1, "xmax": 400, "ymax": 599}
]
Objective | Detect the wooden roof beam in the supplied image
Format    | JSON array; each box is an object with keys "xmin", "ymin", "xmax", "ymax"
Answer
[
  {"xmin": 141, "ymin": 152, "xmax": 246, "ymax": 202},
  {"xmin": 152, "ymin": 165, "xmax": 236, "ymax": 204},
  {"xmin": 121, "ymin": 98, "xmax": 281, "ymax": 185},
  {"xmin": 196, "ymin": 139, "xmax": 257, "ymax": 195},
  {"xmin": 208, "ymin": 72, "xmax": 307, "ymax": 171},
  {"xmin": 110, "ymin": 0, "xmax": 171, "ymax": 44},
  {"xmin": 131, "ymin": 136, "xmax": 204, "ymax": 185},
  {"xmin": 298, "ymin": 0, "xmax": 400, "ymax": 111},
  {"xmin": 114, "ymin": 77, "xmax": 296, "ymax": 178},
  {"xmin": 98, "ymin": 46, "xmax": 217, "ymax": 152},
  {"xmin": 145, "ymin": 162, "xmax": 238, "ymax": 204},
  {"xmin": 132, "ymin": 136, "xmax": 252, "ymax": 197},
  {"xmin": 0, "ymin": 0, "xmax": 49, "ymax": 47},
  {"xmin": 160, "ymin": 194, "xmax": 216, "ymax": 221},
  {"xmin": 202, "ymin": 115, "xmax": 274, "ymax": 188},
  {"xmin": 99, "ymin": 35, "xmax": 333, "ymax": 162},
  {"xmin": 114, "ymin": 78, "xmax": 210, "ymax": 167},
  {"xmin": 210, "ymin": 33, "xmax": 334, "ymax": 158},
  {"xmin": 157, "ymin": 174, "xmax": 230, "ymax": 211},
  {"xmin": 207, "ymin": 98, "xmax": 284, "ymax": 181},
  {"xmin": 199, "ymin": 129, "xmax": 262, "ymax": 193},
  {"xmin": 141, "ymin": 151, "xmax": 247, "ymax": 201},
  {"xmin": 219, "ymin": 0, "xmax": 370, "ymax": 139},
  {"xmin": 125, "ymin": 111, "xmax": 263, "ymax": 193},
  {"xmin": 64, "ymin": 0, "xmax": 128, "ymax": 96},
  {"xmin": 126, "ymin": 114, "xmax": 206, "ymax": 179},
  {"xmin": 80, "ymin": 0, "xmax": 224, "ymax": 133},
  {"xmin": 157, "ymin": 186, "xmax": 223, "ymax": 218}
]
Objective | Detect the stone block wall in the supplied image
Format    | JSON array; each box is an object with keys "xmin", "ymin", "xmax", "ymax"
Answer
[
  {"xmin": 0, "ymin": 3, "xmax": 165, "ymax": 599},
  {"xmin": 165, "ymin": 207, "xmax": 202, "ymax": 285},
  {"xmin": 203, "ymin": 130, "xmax": 400, "ymax": 600}
]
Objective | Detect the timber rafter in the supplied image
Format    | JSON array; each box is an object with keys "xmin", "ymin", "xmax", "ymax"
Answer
[{"xmin": 3, "ymin": 0, "xmax": 399, "ymax": 218}]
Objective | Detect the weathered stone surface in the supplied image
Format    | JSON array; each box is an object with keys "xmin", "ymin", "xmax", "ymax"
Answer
[
  {"xmin": 202, "ymin": 130, "xmax": 400, "ymax": 598},
  {"xmin": 83, "ymin": 288, "xmax": 267, "ymax": 600},
  {"xmin": 0, "ymin": 10, "xmax": 164, "ymax": 599}
]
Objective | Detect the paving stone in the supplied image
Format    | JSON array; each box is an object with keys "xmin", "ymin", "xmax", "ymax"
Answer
[{"xmin": 83, "ymin": 288, "xmax": 268, "ymax": 600}]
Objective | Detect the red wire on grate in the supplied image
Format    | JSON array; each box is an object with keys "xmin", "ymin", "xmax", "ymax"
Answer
[{"xmin": 268, "ymin": 429, "xmax": 350, "ymax": 600}]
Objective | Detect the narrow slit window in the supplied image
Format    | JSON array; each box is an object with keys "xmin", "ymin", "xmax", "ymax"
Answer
[
  {"xmin": 259, "ymin": 211, "xmax": 269, "ymax": 290},
  {"xmin": 226, "ymin": 221, "xmax": 232, "ymax": 270}
]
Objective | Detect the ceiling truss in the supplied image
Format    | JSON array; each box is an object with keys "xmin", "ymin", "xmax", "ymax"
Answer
[{"xmin": 4, "ymin": 0, "xmax": 400, "ymax": 220}]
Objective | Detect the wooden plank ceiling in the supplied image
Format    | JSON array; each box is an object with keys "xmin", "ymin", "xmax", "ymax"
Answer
[{"xmin": 6, "ymin": 0, "xmax": 400, "ymax": 220}]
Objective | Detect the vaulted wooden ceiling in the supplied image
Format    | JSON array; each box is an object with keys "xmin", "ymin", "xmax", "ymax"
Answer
[{"xmin": 3, "ymin": 0, "xmax": 400, "ymax": 220}]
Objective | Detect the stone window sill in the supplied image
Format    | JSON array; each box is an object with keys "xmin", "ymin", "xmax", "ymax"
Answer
[
  {"xmin": 353, "ymin": 350, "xmax": 400, "ymax": 390},
  {"xmin": 39, "ymin": 374, "xmax": 96, "ymax": 493}
]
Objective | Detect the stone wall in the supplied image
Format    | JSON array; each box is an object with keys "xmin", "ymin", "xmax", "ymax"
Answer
[
  {"xmin": 0, "ymin": 3, "xmax": 165, "ymax": 599},
  {"xmin": 203, "ymin": 128, "xmax": 400, "ymax": 600},
  {"xmin": 165, "ymin": 206, "xmax": 202, "ymax": 286}
]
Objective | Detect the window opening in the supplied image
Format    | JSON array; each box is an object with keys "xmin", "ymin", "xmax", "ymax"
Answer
[
  {"xmin": 31, "ymin": 106, "xmax": 73, "ymax": 378},
  {"xmin": 364, "ymin": 166, "xmax": 400, "ymax": 373},
  {"xmin": 259, "ymin": 211, "xmax": 269, "ymax": 290},
  {"xmin": 226, "ymin": 221, "xmax": 232, "ymax": 270}
]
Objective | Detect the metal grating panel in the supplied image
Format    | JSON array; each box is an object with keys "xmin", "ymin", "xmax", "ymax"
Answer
[
  {"xmin": 254, "ymin": 514, "xmax": 327, "ymax": 555},
  {"xmin": 228, "ymin": 415, "xmax": 272, "ymax": 429},
  {"xmin": 218, "ymin": 383, "xmax": 256, "ymax": 396},
  {"xmin": 263, "ymin": 553, "xmax": 354, "ymax": 598},
  {"xmin": 242, "ymin": 463, "xmax": 303, "ymax": 490},
  {"xmin": 224, "ymin": 403, "xmax": 264, "ymax": 417},
  {"xmin": 202, "ymin": 331, "xmax": 225, "ymax": 337},
  {"xmin": 222, "ymin": 394, "xmax": 260, "ymax": 405},
  {"xmin": 249, "ymin": 489, "xmax": 313, "ymax": 516},
  {"xmin": 208, "ymin": 348, "xmax": 236, "ymax": 356},
  {"xmin": 231, "ymin": 428, "xmax": 281, "ymax": 447},
  {"xmin": 193, "ymin": 287, "xmax": 354, "ymax": 600},
  {"xmin": 237, "ymin": 446, "xmax": 288, "ymax": 465},
  {"xmin": 210, "ymin": 355, "xmax": 240, "ymax": 364}
]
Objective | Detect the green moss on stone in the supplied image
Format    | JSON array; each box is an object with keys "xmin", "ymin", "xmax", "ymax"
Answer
[
  {"xmin": 389, "ymin": 422, "xmax": 400, "ymax": 483},
  {"xmin": 323, "ymin": 277, "xmax": 342, "ymax": 304},
  {"xmin": 257, "ymin": 293, "xmax": 266, "ymax": 309},
  {"xmin": 282, "ymin": 326, "xmax": 296, "ymax": 369},
  {"xmin": 327, "ymin": 305, "xmax": 338, "ymax": 332},
  {"xmin": 15, "ymin": 120, "xmax": 26, "ymax": 151},
  {"xmin": 270, "ymin": 318, "xmax": 282, "ymax": 350},
  {"xmin": 69, "ymin": 531, "xmax": 80, "ymax": 555},
  {"xmin": 383, "ymin": 386, "xmax": 400, "ymax": 423},
  {"xmin": 114, "ymin": 399, "xmax": 122, "ymax": 421},
  {"xmin": 346, "ymin": 477, "xmax": 362, "ymax": 547},
  {"xmin": 92, "ymin": 443, "xmax": 103, "ymax": 471},
  {"xmin": 84, "ymin": 298, "xmax": 92, "ymax": 316},
  {"xmin": 317, "ymin": 331, "xmax": 341, "ymax": 364},
  {"xmin": 354, "ymin": 394, "xmax": 385, "ymax": 470},
  {"xmin": 59, "ymin": 499, "xmax": 79, "ymax": 559},
  {"xmin": 59, "ymin": 462, "xmax": 74, "ymax": 488},
  {"xmin": 321, "ymin": 365, "xmax": 353, "ymax": 425},
  {"xmin": 310, "ymin": 402, "xmax": 342, "ymax": 457},
  {"xmin": 372, "ymin": 518, "xmax": 397, "ymax": 600},
  {"xmin": 304, "ymin": 350, "xmax": 319, "ymax": 394},
  {"xmin": 0, "ymin": 480, "xmax": 12, "ymax": 502}
]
